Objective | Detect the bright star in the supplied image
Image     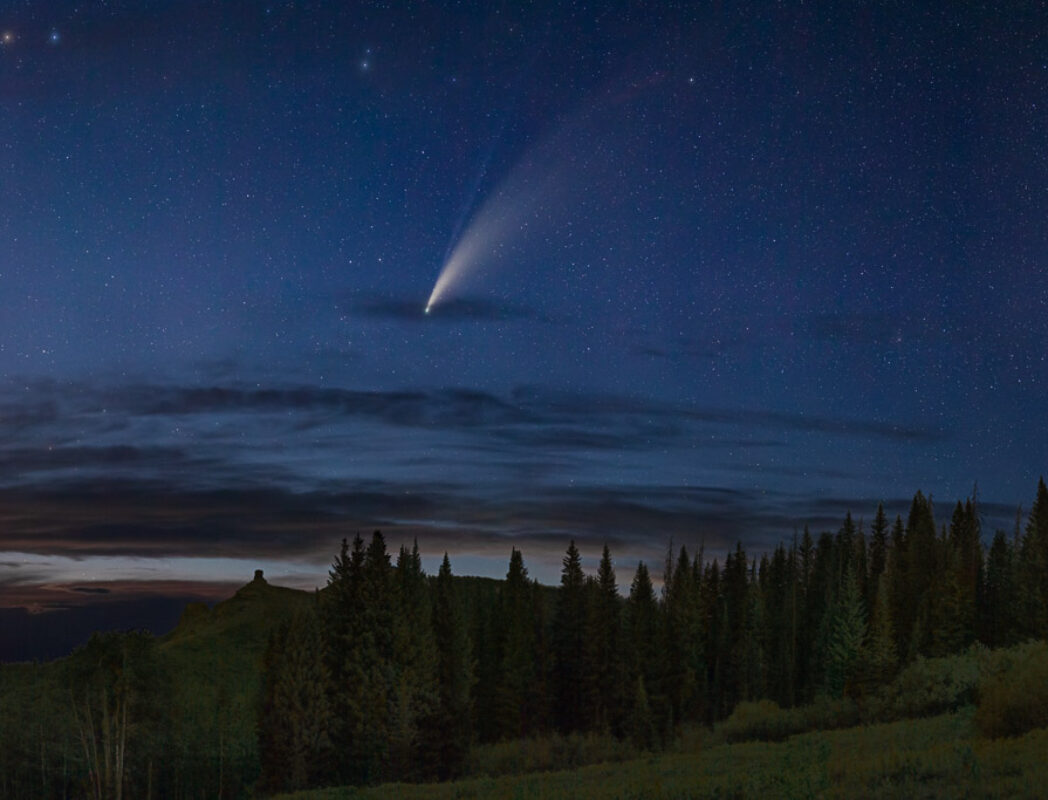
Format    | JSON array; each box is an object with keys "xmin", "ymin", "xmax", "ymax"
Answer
[
  {"xmin": 49, "ymin": 30, "xmax": 60, "ymax": 44},
  {"xmin": 1, "ymin": 31, "xmax": 14, "ymax": 45}
]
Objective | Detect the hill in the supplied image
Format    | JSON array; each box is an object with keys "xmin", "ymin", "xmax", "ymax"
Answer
[
  {"xmin": 0, "ymin": 567, "xmax": 511, "ymax": 799},
  {"xmin": 0, "ymin": 570, "xmax": 312, "ymax": 799}
]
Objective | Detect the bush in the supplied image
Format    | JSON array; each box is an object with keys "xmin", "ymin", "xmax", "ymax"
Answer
[
  {"xmin": 720, "ymin": 696, "xmax": 860, "ymax": 744},
  {"xmin": 465, "ymin": 731, "xmax": 635, "ymax": 778},
  {"xmin": 721, "ymin": 700, "xmax": 796, "ymax": 742},
  {"xmin": 865, "ymin": 645, "xmax": 983, "ymax": 722},
  {"xmin": 975, "ymin": 640, "xmax": 1048, "ymax": 738},
  {"xmin": 799, "ymin": 694, "xmax": 860, "ymax": 731}
]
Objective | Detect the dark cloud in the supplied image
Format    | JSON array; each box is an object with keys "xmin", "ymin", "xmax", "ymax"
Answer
[
  {"xmin": 343, "ymin": 292, "xmax": 550, "ymax": 323},
  {"xmin": 1, "ymin": 379, "xmax": 946, "ymax": 458},
  {"xmin": 0, "ymin": 400, "xmax": 59, "ymax": 428},
  {"xmin": 0, "ymin": 377, "xmax": 974, "ymax": 604},
  {"xmin": 101, "ymin": 384, "xmax": 534, "ymax": 430},
  {"xmin": 0, "ymin": 445, "xmax": 190, "ymax": 473},
  {"xmin": 0, "ymin": 477, "xmax": 894, "ymax": 567},
  {"xmin": 511, "ymin": 386, "xmax": 947, "ymax": 444},
  {"xmin": 69, "ymin": 586, "xmax": 111, "ymax": 594}
]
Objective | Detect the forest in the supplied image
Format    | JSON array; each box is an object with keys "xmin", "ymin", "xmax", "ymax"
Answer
[{"xmin": 1, "ymin": 478, "xmax": 1047, "ymax": 799}]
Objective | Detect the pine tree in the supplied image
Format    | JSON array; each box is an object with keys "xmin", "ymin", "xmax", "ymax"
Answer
[
  {"xmin": 942, "ymin": 499, "xmax": 981, "ymax": 650},
  {"xmin": 823, "ymin": 568, "xmax": 866, "ymax": 699},
  {"xmin": 390, "ymin": 541, "xmax": 439, "ymax": 780},
  {"xmin": 869, "ymin": 503, "xmax": 889, "ymax": 595},
  {"xmin": 258, "ymin": 606, "xmax": 332, "ymax": 793},
  {"xmin": 625, "ymin": 561, "xmax": 665, "ymax": 737},
  {"xmin": 981, "ymin": 530, "xmax": 1018, "ymax": 647},
  {"xmin": 762, "ymin": 543, "xmax": 796, "ymax": 707},
  {"xmin": 901, "ymin": 492, "xmax": 939, "ymax": 659},
  {"xmin": 1019, "ymin": 478, "xmax": 1048, "ymax": 637},
  {"xmin": 738, "ymin": 563, "xmax": 766, "ymax": 702},
  {"xmin": 860, "ymin": 571, "xmax": 897, "ymax": 690},
  {"xmin": 796, "ymin": 527, "xmax": 815, "ymax": 703},
  {"xmin": 702, "ymin": 559, "xmax": 729, "ymax": 720},
  {"xmin": 928, "ymin": 565, "xmax": 968, "ymax": 657},
  {"xmin": 585, "ymin": 544, "xmax": 623, "ymax": 734},
  {"xmin": 494, "ymin": 549, "xmax": 542, "ymax": 739},
  {"xmin": 320, "ymin": 535, "xmax": 367, "ymax": 784},
  {"xmin": 853, "ymin": 521, "xmax": 869, "ymax": 608},
  {"xmin": 355, "ymin": 531, "xmax": 396, "ymax": 783},
  {"xmin": 552, "ymin": 541, "xmax": 587, "ymax": 733},
  {"xmin": 428, "ymin": 554, "xmax": 474, "ymax": 779},
  {"xmin": 806, "ymin": 532, "xmax": 836, "ymax": 696},
  {"xmin": 663, "ymin": 546, "xmax": 704, "ymax": 726},
  {"xmin": 627, "ymin": 676, "xmax": 656, "ymax": 751},
  {"xmin": 836, "ymin": 512, "xmax": 857, "ymax": 584}
]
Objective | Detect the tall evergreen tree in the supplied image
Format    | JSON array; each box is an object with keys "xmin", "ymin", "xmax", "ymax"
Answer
[
  {"xmin": 762, "ymin": 543, "xmax": 797, "ymax": 707},
  {"xmin": 343, "ymin": 531, "xmax": 397, "ymax": 784},
  {"xmin": 943, "ymin": 499, "xmax": 981, "ymax": 649},
  {"xmin": 390, "ymin": 542, "xmax": 439, "ymax": 780},
  {"xmin": 900, "ymin": 492, "xmax": 938, "ymax": 659},
  {"xmin": 662, "ymin": 546, "xmax": 704, "ymax": 726},
  {"xmin": 822, "ymin": 567, "xmax": 866, "ymax": 698},
  {"xmin": 835, "ymin": 512, "xmax": 857, "ymax": 585},
  {"xmin": 928, "ymin": 566, "xmax": 968, "ymax": 657},
  {"xmin": 806, "ymin": 532, "xmax": 836, "ymax": 696},
  {"xmin": 737, "ymin": 562, "xmax": 766, "ymax": 702},
  {"xmin": 1019, "ymin": 477, "xmax": 1048, "ymax": 637},
  {"xmin": 258, "ymin": 606, "xmax": 332, "ymax": 793},
  {"xmin": 627, "ymin": 676, "xmax": 656, "ymax": 751},
  {"xmin": 721, "ymin": 544, "xmax": 750, "ymax": 713},
  {"xmin": 795, "ymin": 527, "xmax": 815, "ymax": 703},
  {"xmin": 585, "ymin": 544, "xmax": 623, "ymax": 734},
  {"xmin": 981, "ymin": 530, "xmax": 1018, "ymax": 647},
  {"xmin": 428, "ymin": 554, "xmax": 474, "ymax": 779},
  {"xmin": 552, "ymin": 541, "xmax": 587, "ymax": 733},
  {"xmin": 869, "ymin": 503, "xmax": 889, "ymax": 596},
  {"xmin": 494, "ymin": 549, "xmax": 543, "ymax": 739},
  {"xmin": 320, "ymin": 535, "xmax": 367, "ymax": 785},
  {"xmin": 625, "ymin": 561, "xmax": 665, "ymax": 736},
  {"xmin": 860, "ymin": 571, "xmax": 897, "ymax": 690}
]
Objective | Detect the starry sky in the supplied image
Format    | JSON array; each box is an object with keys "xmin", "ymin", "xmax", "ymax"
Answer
[{"xmin": 2, "ymin": 1, "xmax": 1046, "ymax": 660}]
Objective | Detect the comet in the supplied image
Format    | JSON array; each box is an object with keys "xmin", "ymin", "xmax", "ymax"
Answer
[
  {"xmin": 425, "ymin": 85, "xmax": 645, "ymax": 313},
  {"xmin": 426, "ymin": 157, "xmax": 559, "ymax": 313}
]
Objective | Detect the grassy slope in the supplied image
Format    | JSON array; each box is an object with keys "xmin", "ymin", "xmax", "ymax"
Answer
[
  {"xmin": 276, "ymin": 710, "xmax": 1048, "ymax": 799},
  {"xmin": 155, "ymin": 577, "xmax": 313, "ymax": 790},
  {"xmin": 0, "ymin": 576, "xmax": 314, "ymax": 797},
  {"xmin": 157, "ymin": 575, "xmax": 312, "ymax": 732}
]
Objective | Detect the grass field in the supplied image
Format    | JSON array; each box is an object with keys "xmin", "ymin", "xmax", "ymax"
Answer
[{"xmin": 275, "ymin": 709, "xmax": 1048, "ymax": 799}]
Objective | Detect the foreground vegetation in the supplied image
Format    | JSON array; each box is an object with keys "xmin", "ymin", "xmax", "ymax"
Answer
[
  {"xmin": 260, "ymin": 479, "xmax": 1048, "ymax": 793},
  {"xmin": 277, "ymin": 638, "xmax": 1048, "ymax": 798},
  {"xmin": 276, "ymin": 710, "xmax": 1048, "ymax": 799}
]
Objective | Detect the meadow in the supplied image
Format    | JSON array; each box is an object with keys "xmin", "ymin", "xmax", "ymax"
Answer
[{"xmin": 276, "ymin": 709, "xmax": 1048, "ymax": 799}]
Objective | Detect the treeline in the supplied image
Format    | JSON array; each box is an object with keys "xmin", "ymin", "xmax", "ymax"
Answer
[{"xmin": 259, "ymin": 478, "xmax": 1048, "ymax": 794}]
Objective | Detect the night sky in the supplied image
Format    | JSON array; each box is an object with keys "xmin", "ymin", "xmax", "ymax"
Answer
[{"xmin": 2, "ymin": 1, "xmax": 1046, "ymax": 660}]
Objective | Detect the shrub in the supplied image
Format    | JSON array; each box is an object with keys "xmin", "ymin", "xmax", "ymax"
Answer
[
  {"xmin": 720, "ymin": 696, "xmax": 860, "ymax": 744},
  {"xmin": 720, "ymin": 700, "xmax": 801, "ymax": 743},
  {"xmin": 799, "ymin": 694, "xmax": 860, "ymax": 731},
  {"xmin": 465, "ymin": 731, "xmax": 635, "ymax": 778},
  {"xmin": 975, "ymin": 640, "xmax": 1048, "ymax": 738},
  {"xmin": 865, "ymin": 645, "xmax": 983, "ymax": 722}
]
